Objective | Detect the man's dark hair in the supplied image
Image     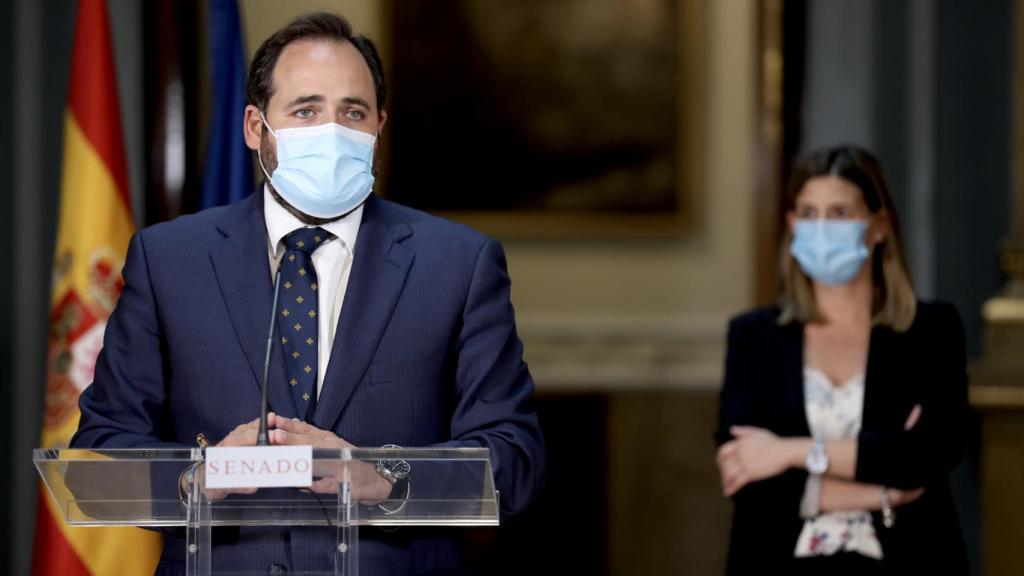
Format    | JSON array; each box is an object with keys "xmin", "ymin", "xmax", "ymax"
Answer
[{"xmin": 246, "ymin": 12, "xmax": 387, "ymax": 112}]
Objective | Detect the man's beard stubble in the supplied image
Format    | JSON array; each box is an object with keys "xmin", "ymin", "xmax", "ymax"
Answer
[{"xmin": 259, "ymin": 127, "xmax": 342, "ymax": 226}]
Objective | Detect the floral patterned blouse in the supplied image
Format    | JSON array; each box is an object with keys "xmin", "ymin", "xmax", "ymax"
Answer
[{"xmin": 793, "ymin": 367, "xmax": 883, "ymax": 560}]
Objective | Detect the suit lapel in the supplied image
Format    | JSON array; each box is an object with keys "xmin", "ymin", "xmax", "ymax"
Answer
[
  {"xmin": 312, "ymin": 195, "xmax": 414, "ymax": 431},
  {"xmin": 209, "ymin": 191, "xmax": 298, "ymax": 419},
  {"xmin": 781, "ymin": 321, "xmax": 812, "ymax": 437},
  {"xmin": 861, "ymin": 325, "xmax": 890, "ymax": 433}
]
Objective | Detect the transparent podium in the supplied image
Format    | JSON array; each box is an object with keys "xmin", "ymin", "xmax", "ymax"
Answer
[{"xmin": 34, "ymin": 447, "xmax": 499, "ymax": 575}]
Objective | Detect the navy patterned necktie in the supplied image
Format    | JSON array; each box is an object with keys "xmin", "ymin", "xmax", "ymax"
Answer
[{"xmin": 276, "ymin": 227, "xmax": 334, "ymax": 420}]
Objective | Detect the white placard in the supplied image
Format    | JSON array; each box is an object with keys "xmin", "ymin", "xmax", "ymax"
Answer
[{"xmin": 205, "ymin": 445, "xmax": 313, "ymax": 489}]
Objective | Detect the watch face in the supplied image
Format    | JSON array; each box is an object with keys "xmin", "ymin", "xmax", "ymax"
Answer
[
  {"xmin": 806, "ymin": 444, "xmax": 829, "ymax": 475},
  {"xmin": 379, "ymin": 458, "xmax": 411, "ymax": 480}
]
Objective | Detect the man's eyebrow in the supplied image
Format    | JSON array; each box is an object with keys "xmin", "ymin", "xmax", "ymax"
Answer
[
  {"xmin": 284, "ymin": 94, "xmax": 324, "ymax": 108},
  {"xmin": 343, "ymin": 96, "xmax": 371, "ymax": 109}
]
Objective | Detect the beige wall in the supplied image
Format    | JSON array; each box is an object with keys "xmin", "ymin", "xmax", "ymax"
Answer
[{"xmin": 240, "ymin": 0, "xmax": 383, "ymax": 62}]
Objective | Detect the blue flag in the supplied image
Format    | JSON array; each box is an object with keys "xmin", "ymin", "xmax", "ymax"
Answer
[{"xmin": 200, "ymin": 0, "xmax": 253, "ymax": 209}]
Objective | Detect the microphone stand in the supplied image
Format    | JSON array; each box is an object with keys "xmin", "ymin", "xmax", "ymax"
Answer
[{"xmin": 257, "ymin": 268, "xmax": 283, "ymax": 446}]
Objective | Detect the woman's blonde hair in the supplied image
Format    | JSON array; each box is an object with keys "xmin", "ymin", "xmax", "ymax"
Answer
[{"xmin": 778, "ymin": 145, "xmax": 917, "ymax": 332}]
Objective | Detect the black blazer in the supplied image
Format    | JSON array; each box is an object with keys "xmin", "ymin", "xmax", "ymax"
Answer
[{"xmin": 716, "ymin": 301, "xmax": 969, "ymax": 574}]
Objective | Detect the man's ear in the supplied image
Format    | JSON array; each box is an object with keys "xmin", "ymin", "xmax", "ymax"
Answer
[
  {"xmin": 377, "ymin": 109, "xmax": 388, "ymax": 134},
  {"xmin": 243, "ymin": 105, "xmax": 264, "ymax": 151}
]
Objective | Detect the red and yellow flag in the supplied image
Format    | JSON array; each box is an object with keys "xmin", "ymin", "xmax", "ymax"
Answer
[{"xmin": 32, "ymin": 0, "xmax": 162, "ymax": 573}]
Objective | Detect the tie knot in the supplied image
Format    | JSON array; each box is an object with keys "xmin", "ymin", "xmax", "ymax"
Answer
[{"xmin": 283, "ymin": 227, "xmax": 334, "ymax": 254}]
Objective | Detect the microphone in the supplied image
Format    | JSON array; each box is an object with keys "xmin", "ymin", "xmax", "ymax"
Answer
[{"xmin": 256, "ymin": 267, "xmax": 283, "ymax": 446}]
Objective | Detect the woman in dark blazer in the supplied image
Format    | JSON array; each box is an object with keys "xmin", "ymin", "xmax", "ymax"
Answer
[{"xmin": 715, "ymin": 145, "xmax": 968, "ymax": 575}]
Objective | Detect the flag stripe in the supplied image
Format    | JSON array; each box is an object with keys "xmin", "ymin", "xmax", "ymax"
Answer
[
  {"xmin": 66, "ymin": 0, "xmax": 130, "ymax": 207},
  {"xmin": 32, "ymin": 492, "xmax": 90, "ymax": 576},
  {"xmin": 51, "ymin": 112, "xmax": 134, "ymax": 307}
]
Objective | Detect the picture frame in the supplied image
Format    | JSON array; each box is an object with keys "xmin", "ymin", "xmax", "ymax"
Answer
[{"xmin": 382, "ymin": 0, "xmax": 705, "ymax": 238}]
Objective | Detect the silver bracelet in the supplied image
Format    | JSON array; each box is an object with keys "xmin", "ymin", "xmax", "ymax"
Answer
[{"xmin": 880, "ymin": 487, "xmax": 895, "ymax": 528}]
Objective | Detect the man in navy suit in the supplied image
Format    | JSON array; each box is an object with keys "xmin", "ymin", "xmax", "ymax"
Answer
[{"xmin": 71, "ymin": 12, "xmax": 545, "ymax": 575}]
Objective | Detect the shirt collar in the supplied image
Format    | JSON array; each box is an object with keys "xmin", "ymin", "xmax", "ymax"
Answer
[{"xmin": 263, "ymin": 185, "xmax": 363, "ymax": 257}]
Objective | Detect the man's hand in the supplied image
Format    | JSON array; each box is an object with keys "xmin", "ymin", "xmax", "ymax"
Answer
[
  {"xmin": 182, "ymin": 415, "xmax": 395, "ymax": 504},
  {"xmin": 181, "ymin": 413, "xmax": 285, "ymax": 501},
  {"xmin": 271, "ymin": 417, "xmax": 394, "ymax": 502},
  {"xmin": 216, "ymin": 413, "xmax": 279, "ymax": 447}
]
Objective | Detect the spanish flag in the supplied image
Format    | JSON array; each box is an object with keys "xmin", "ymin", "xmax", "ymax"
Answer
[{"xmin": 32, "ymin": 0, "xmax": 162, "ymax": 573}]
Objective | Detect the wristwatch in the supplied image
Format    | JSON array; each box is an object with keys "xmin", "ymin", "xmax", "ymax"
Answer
[
  {"xmin": 375, "ymin": 444, "xmax": 411, "ymax": 515},
  {"xmin": 805, "ymin": 440, "xmax": 829, "ymax": 475},
  {"xmin": 375, "ymin": 444, "xmax": 411, "ymax": 484}
]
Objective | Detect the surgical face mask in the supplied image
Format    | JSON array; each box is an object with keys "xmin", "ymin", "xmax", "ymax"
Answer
[
  {"xmin": 790, "ymin": 219, "xmax": 870, "ymax": 286},
  {"xmin": 258, "ymin": 114, "xmax": 376, "ymax": 219}
]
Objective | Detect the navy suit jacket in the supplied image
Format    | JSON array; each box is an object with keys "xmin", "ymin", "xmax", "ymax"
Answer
[
  {"xmin": 71, "ymin": 191, "xmax": 545, "ymax": 574},
  {"xmin": 715, "ymin": 302, "xmax": 968, "ymax": 574}
]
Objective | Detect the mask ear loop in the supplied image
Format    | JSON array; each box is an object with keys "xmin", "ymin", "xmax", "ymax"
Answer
[{"xmin": 257, "ymin": 111, "xmax": 277, "ymax": 184}]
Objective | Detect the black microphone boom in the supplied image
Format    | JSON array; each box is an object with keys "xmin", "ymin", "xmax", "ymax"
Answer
[{"xmin": 257, "ymin": 268, "xmax": 283, "ymax": 446}]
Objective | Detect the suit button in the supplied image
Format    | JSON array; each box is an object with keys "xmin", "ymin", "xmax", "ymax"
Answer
[{"xmin": 268, "ymin": 563, "xmax": 287, "ymax": 575}]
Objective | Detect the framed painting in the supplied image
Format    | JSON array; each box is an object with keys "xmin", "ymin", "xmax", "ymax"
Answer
[{"xmin": 382, "ymin": 0, "xmax": 705, "ymax": 237}]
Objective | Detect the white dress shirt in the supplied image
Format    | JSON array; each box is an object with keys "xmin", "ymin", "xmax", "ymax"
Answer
[{"xmin": 263, "ymin": 186, "xmax": 362, "ymax": 394}]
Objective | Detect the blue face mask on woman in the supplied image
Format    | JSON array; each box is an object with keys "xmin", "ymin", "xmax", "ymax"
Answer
[
  {"xmin": 790, "ymin": 219, "xmax": 870, "ymax": 285},
  {"xmin": 258, "ymin": 114, "xmax": 376, "ymax": 218}
]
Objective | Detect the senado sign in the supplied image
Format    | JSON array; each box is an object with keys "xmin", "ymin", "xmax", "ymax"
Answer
[{"xmin": 205, "ymin": 445, "xmax": 313, "ymax": 489}]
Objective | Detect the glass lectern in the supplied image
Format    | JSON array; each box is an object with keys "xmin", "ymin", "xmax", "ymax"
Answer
[{"xmin": 34, "ymin": 447, "xmax": 499, "ymax": 575}]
